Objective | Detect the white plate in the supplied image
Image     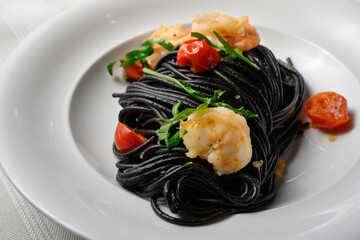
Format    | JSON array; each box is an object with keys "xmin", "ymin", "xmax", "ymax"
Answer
[{"xmin": 1, "ymin": 0, "xmax": 360, "ymax": 239}]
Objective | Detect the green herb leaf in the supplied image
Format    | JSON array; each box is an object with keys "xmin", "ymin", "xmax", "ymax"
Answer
[
  {"xmin": 120, "ymin": 57, "xmax": 141, "ymax": 67},
  {"xmin": 143, "ymin": 68, "xmax": 206, "ymax": 102},
  {"xmin": 125, "ymin": 48, "xmax": 151, "ymax": 59},
  {"xmin": 143, "ymin": 68, "xmax": 258, "ymax": 148},
  {"xmin": 172, "ymin": 101, "xmax": 184, "ymax": 116},
  {"xmin": 107, "ymin": 61, "xmax": 118, "ymax": 76},
  {"xmin": 190, "ymin": 32, "xmax": 222, "ymax": 50},
  {"xmin": 140, "ymin": 58, "xmax": 150, "ymax": 69},
  {"xmin": 211, "ymin": 102, "xmax": 258, "ymax": 118},
  {"xmin": 144, "ymin": 67, "xmax": 257, "ymax": 118},
  {"xmin": 213, "ymin": 31, "xmax": 260, "ymax": 70},
  {"xmin": 107, "ymin": 38, "xmax": 175, "ymax": 76},
  {"xmin": 144, "ymin": 38, "xmax": 175, "ymax": 52},
  {"xmin": 211, "ymin": 89, "xmax": 226, "ymax": 102},
  {"xmin": 191, "ymin": 31, "xmax": 261, "ymax": 71},
  {"xmin": 165, "ymin": 131, "xmax": 182, "ymax": 148}
]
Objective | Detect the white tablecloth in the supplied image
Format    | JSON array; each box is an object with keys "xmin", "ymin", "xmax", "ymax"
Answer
[{"xmin": 0, "ymin": 1, "xmax": 87, "ymax": 239}]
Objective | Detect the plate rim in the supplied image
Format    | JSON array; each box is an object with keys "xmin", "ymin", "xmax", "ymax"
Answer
[{"xmin": 1, "ymin": 0, "xmax": 360, "ymax": 239}]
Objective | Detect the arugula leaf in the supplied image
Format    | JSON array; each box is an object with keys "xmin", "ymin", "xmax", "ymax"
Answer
[
  {"xmin": 212, "ymin": 102, "xmax": 258, "ymax": 118},
  {"xmin": 107, "ymin": 38, "xmax": 175, "ymax": 76},
  {"xmin": 107, "ymin": 60, "xmax": 120, "ymax": 76},
  {"xmin": 191, "ymin": 31, "xmax": 261, "ymax": 70},
  {"xmin": 140, "ymin": 58, "xmax": 150, "ymax": 69},
  {"xmin": 143, "ymin": 68, "xmax": 258, "ymax": 148},
  {"xmin": 213, "ymin": 32, "xmax": 260, "ymax": 70},
  {"xmin": 156, "ymin": 101, "xmax": 212, "ymax": 148},
  {"xmin": 143, "ymin": 67, "xmax": 257, "ymax": 119},
  {"xmin": 156, "ymin": 107, "xmax": 195, "ymax": 145},
  {"xmin": 172, "ymin": 100, "xmax": 183, "ymax": 116},
  {"xmin": 165, "ymin": 130, "xmax": 182, "ymax": 148},
  {"xmin": 190, "ymin": 32, "xmax": 222, "ymax": 50},
  {"xmin": 144, "ymin": 38, "xmax": 175, "ymax": 52},
  {"xmin": 143, "ymin": 67, "xmax": 206, "ymax": 103},
  {"xmin": 211, "ymin": 89, "xmax": 226, "ymax": 102}
]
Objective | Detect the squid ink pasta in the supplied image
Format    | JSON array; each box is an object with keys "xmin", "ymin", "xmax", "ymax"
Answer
[{"xmin": 112, "ymin": 43, "xmax": 307, "ymax": 225}]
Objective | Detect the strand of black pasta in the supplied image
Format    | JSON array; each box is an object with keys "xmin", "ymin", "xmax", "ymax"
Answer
[{"xmin": 112, "ymin": 44, "xmax": 306, "ymax": 225}]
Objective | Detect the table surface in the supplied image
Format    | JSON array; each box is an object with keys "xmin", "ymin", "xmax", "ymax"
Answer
[{"xmin": 0, "ymin": 1, "xmax": 86, "ymax": 239}]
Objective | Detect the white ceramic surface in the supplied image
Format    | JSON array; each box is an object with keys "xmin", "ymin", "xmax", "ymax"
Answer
[{"xmin": 1, "ymin": 0, "xmax": 360, "ymax": 239}]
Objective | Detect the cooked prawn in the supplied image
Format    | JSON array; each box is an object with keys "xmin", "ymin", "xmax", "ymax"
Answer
[
  {"xmin": 146, "ymin": 13, "xmax": 260, "ymax": 68},
  {"xmin": 180, "ymin": 107, "xmax": 252, "ymax": 176},
  {"xmin": 191, "ymin": 12, "xmax": 260, "ymax": 51},
  {"xmin": 147, "ymin": 24, "xmax": 191, "ymax": 69}
]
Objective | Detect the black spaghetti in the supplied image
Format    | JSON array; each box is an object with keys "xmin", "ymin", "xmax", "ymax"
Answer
[{"xmin": 112, "ymin": 44, "xmax": 307, "ymax": 225}]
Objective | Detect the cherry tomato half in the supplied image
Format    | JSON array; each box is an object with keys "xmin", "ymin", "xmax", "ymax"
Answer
[
  {"xmin": 177, "ymin": 39, "xmax": 221, "ymax": 73},
  {"xmin": 305, "ymin": 91, "xmax": 350, "ymax": 129},
  {"xmin": 114, "ymin": 122, "xmax": 148, "ymax": 153},
  {"xmin": 121, "ymin": 60, "xmax": 144, "ymax": 81}
]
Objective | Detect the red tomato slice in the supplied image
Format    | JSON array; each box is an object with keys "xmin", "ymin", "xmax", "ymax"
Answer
[
  {"xmin": 114, "ymin": 122, "xmax": 148, "ymax": 153},
  {"xmin": 305, "ymin": 91, "xmax": 349, "ymax": 129},
  {"xmin": 177, "ymin": 39, "xmax": 220, "ymax": 73},
  {"xmin": 121, "ymin": 60, "xmax": 144, "ymax": 81}
]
